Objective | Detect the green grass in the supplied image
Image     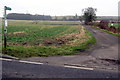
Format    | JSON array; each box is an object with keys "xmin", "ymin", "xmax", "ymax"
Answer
[
  {"xmin": 7, "ymin": 24, "xmax": 80, "ymax": 45},
  {"xmin": 3, "ymin": 20, "xmax": 96, "ymax": 58},
  {"xmin": 3, "ymin": 46, "xmax": 75, "ymax": 58}
]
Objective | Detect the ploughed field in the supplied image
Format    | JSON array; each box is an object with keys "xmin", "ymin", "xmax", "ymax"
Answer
[{"xmin": 3, "ymin": 20, "xmax": 96, "ymax": 58}]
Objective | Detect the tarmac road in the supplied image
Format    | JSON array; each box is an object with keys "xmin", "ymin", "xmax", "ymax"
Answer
[
  {"xmin": 2, "ymin": 60, "xmax": 119, "ymax": 78},
  {"xmin": 83, "ymin": 25, "xmax": 119, "ymax": 60}
]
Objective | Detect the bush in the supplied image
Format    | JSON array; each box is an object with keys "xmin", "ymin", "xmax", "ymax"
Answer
[{"xmin": 98, "ymin": 20, "xmax": 109, "ymax": 29}]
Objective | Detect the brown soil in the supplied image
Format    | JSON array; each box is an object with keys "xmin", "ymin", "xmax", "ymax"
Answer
[
  {"xmin": 43, "ymin": 33, "xmax": 79, "ymax": 46},
  {"xmin": 43, "ymin": 28, "xmax": 87, "ymax": 46},
  {"xmin": 7, "ymin": 42, "xmax": 33, "ymax": 47}
]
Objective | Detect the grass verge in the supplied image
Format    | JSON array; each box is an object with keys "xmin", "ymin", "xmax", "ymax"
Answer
[{"xmin": 92, "ymin": 26, "xmax": 120, "ymax": 37}]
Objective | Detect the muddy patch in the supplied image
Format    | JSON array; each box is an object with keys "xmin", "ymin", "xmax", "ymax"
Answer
[
  {"xmin": 43, "ymin": 33, "xmax": 84, "ymax": 46},
  {"xmin": 43, "ymin": 34, "xmax": 76, "ymax": 46},
  {"xmin": 7, "ymin": 42, "xmax": 33, "ymax": 47},
  {"xmin": 100, "ymin": 59, "xmax": 120, "ymax": 65}
]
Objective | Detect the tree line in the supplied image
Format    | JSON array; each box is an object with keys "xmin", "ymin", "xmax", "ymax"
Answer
[
  {"xmin": 7, "ymin": 13, "xmax": 80, "ymax": 21},
  {"xmin": 7, "ymin": 13, "xmax": 52, "ymax": 20},
  {"xmin": 6, "ymin": 12, "xmax": 117, "ymax": 22}
]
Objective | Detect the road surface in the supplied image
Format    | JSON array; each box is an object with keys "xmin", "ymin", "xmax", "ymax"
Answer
[
  {"xmin": 84, "ymin": 25, "xmax": 118, "ymax": 60},
  {"xmin": 2, "ymin": 59, "xmax": 119, "ymax": 78}
]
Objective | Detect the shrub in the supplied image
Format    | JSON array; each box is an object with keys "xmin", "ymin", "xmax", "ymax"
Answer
[{"xmin": 98, "ymin": 20, "xmax": 109, "ymax": 29}]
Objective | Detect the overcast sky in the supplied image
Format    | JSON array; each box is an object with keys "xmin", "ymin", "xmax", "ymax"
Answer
[{"xmin": 0, "ymin": 0, "xmax": 119, "ymax": 17}]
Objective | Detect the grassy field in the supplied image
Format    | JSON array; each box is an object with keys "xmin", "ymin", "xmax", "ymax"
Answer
[
  {"xmin": 108, "ymin": 23, "xmax": 120, "ymax": 28},
  {"xmin": 3, "ymin": 20, "xmax": 96, "ymax": 58}
]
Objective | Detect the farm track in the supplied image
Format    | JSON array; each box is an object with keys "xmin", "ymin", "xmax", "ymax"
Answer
[{"xmin": 84, "ymin": 25, "xmax": 118, "ymax": 60}]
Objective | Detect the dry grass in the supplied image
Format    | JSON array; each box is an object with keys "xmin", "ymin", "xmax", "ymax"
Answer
[
  {"xmin": 8, "ymin": 31, "xmax": 27, "ymax": 35},
  {"xmin": 43, "ymin": 27, "xmax": 90, "ymax": 47}
]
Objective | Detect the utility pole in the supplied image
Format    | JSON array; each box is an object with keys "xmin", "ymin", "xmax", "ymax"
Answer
[
  {"xmin": 4, "ymin": 6, "xmax": 11, "ymax": 49},
  {"xmin": 4, "ymin": 6, "xmax": 7, "ymax": 49}
]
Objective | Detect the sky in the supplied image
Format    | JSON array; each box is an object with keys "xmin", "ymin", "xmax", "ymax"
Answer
[{"xmin": 0, "ymin": 0, "xmax": 119, "ymax": 17}]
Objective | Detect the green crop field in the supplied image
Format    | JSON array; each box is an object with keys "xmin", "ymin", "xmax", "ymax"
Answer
[
  {"xmin": 108, "ymin": 23, "xmax": 120, "ymax": 28},
  {"xmin": 2, "ymin": 20, "xmax": 96, "ymax": 58}
]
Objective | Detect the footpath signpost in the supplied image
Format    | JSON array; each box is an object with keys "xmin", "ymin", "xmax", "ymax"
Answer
[{"xmin": 4, "ymin": 6, "xmax": 11, "ymax": 48}]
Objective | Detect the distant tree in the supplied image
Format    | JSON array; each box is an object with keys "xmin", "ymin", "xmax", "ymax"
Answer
[
  {"xmin": 54, "ymin": 16, "xmax": 58, "ymax": 21},
  {"xmin": 82, "ymin": 7, "xmax": 97, "ymax": 24},
  {"xmin": 75, "ymin": 14, "xmax": 79, "ymax": 21},
  {"xmin": 63, "ymin": 17, "xmax": 67, "ymax": 21}
]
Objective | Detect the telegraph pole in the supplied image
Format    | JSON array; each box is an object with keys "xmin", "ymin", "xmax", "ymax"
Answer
[{"xmin": 4, "ymin": 6, "xmax": 11, "ymax": 49}]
